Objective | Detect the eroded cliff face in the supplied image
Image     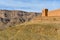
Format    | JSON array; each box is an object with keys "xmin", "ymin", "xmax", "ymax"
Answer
[{"xmin": 0, "ymin": 10, "xmax": 40, "ymax": 29}]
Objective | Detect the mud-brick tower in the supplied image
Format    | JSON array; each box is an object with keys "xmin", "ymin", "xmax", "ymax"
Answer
[{"xmin": 42, "ymin": 9, "xmax": 48, "ymax": 16}]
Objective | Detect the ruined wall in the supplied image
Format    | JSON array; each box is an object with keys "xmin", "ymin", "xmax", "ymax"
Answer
[
  {"xmin": 42, "ymin": 9, "xmax": 60, "ymax": 16},
  {"xmin": 48, "ymin": 9, "xmax": 60, "ymax": 16},
  {"xmin": 42, "ymin": 9, "xmax": 48, "ymax": 16}
]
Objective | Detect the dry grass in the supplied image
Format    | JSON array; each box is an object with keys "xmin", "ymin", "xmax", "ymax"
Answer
[{"xmin": 0, "ymin": 16, "xmax": 60, "ymax": 40}]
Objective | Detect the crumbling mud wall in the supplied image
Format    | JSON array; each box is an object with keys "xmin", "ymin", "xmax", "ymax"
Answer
[
  {"xmin": 42, "ymin": 9, "xmax": 60, "ymax": 16},
  {"xmin": 42, "ymin": 9, "xmax": 48, "ymax": 16},
  {"xmin": 48, "ymin": 9, "xmax": 60, "ymax": 16}
]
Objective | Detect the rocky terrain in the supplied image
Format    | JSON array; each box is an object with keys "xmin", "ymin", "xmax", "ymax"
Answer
[{"xmin": 0, "ymin": 10, "xmax": 41, "ymax": 29}]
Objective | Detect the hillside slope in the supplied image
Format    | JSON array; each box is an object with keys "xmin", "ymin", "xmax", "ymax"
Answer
[
  {"xmin": 0, "ymin": 17, "xmax": 60, "ymax": 40},
  {"xmin": 0, "ymin": 10, "xmax": 41, "ymax": 29}
]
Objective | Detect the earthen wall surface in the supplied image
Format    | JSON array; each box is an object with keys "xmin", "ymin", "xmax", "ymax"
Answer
[{"xmin": 42, "ymin": 9, "xmax": 60, "ymax": 16}]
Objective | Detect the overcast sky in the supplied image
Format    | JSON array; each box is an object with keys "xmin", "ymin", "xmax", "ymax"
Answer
[{"xmin": 0, "ymin": 0, "xmax": 60, "ymax": 12}]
